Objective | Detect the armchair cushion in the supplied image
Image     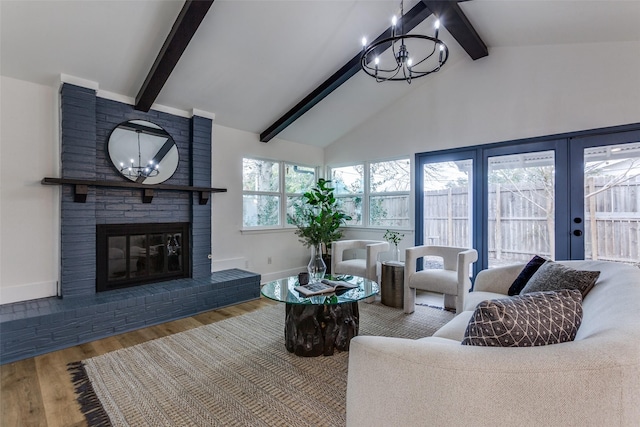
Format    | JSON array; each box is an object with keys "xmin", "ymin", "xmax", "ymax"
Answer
[
  {"xmin": 507, "ymin": 255, "xmax": 547, "ymax": 296},
  {"xmin": 408, "ymin": 269, "xmax": 458, "ymax": 294},
  {"xmin": 331, "ymin": 240, "xmax": 389, "ymax": 282},
  {"xmin": 520, "ymin": 261, "xmax": 600, "ymax": 298},
  {"xmin": 333, "ymin": 259, "xmax": 366, "ymax": 277},
  {"xmin": 462, "ymin": 289, "xmax": 583, "ymax": 347}
]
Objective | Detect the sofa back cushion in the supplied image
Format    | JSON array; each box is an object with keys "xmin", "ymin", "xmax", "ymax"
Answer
[{"xmin": 462, "ymin": 289, "xmax": 583, "ymax": 347}]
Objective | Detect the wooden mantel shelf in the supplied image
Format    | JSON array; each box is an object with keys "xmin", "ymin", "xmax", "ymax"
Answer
[{"xmin": 42, "ymin": 177, "xmax": 227, "ymax": 204}]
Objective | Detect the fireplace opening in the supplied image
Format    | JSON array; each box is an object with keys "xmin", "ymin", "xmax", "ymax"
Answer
[{"xmin": 96, "ymin": 223, "xmax": 190, "ymax": 292}]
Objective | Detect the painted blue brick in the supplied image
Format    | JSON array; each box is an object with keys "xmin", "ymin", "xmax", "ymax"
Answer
[{"xmin": 0, "ymin": 85, "xmax": 255, "ymax": 364}]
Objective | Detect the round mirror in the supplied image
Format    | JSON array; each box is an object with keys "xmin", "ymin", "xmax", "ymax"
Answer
[{"xmin": 107, "ymin": 120, "xmax": 179, "ymax": 185}]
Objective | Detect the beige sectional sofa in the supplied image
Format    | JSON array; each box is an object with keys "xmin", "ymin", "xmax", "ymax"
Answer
[{"xmin": 346, "ymin": 260, "xmax": 640, "ymax": 426}]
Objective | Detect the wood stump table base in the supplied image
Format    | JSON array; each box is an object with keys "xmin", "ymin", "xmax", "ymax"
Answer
[{"xmin": 284, "ymin": 302, "xmax": 359, "ymax": 357}]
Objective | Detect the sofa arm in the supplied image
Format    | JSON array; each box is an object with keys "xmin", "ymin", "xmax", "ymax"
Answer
[
  {"xmin": 346, "ymin": 335, "xmax": 639, "ymax": 426},
  {"xmin": 473, "ymin": 262, "xmax": 525, "ymax": 294}
]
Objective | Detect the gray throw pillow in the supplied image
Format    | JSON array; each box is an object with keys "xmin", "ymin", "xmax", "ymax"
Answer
[
  {"xmin": 519, "ymin": 261, "xmax": 600, "ymax": 298},
  {"xmin": 462, "ymin": 289, "xmax": 583, "ymax": 347}
]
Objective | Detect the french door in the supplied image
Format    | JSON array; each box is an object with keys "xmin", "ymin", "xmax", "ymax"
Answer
[
  {"xmin": 569, "ymin": 130, "xmax": 640, "ymax": 263},
  {"xmin": 482, "ymin": 139, "xmax": 569, "ymax": 268},
  {"xmin": 415, "ymin": 150, "xmax": 480, "ymax": 275},
  {"xmin": 415, "ymin": 125, "xmax": 640, "ymax": 273}
]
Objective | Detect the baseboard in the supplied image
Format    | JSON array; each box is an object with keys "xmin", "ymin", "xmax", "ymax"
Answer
[
  {"xmin": 260, "ymin": 267, "xmax": 306, "ymax": 284},
  {"xmin": 0, "ymin": 281, "xmax": 57, "ymax": 305},
  {"xmin": 212, "ymin": 257, "xmax": 247, "ymax": 271}
]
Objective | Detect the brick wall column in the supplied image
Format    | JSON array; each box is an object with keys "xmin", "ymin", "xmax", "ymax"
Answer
[
  {"xmin": 60, "ymin": 84, "xmax": 97, "ymax": 297},
  {"xmin": 190, "ymin": 115, "xmax": 212, "ymax": 278}
]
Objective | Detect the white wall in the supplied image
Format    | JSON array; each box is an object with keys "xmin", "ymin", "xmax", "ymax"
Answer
[
  {"xmin": 0, "ymin": 76, "xmax": 59, "ymax": 304},
  {"xmin": 326, "ymin": 41, "xmax": 640, "ymax": 164},
  {"xmin": 3, "ymin": 40, "xmax": 639, "ymax": 303},
  {"xmin": 325, "ymin": 40, "xmax": 640, "ymax": 251},
  {"xmin": 0, "ymin": 77, "xmax": 323, "ymax": 303},
  {"xmin": 211, "ymin": 125, "xmax": 324, "ymax": 282}
]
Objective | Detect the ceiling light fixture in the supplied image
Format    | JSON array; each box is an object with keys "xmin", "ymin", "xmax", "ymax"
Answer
[
  {"xmin": 118, "ymin": 130, "xmax": 160, "ymax": 179},
  {"xmin": 360, "ymin": 0, "xmax": 448, "ymax": 83}
]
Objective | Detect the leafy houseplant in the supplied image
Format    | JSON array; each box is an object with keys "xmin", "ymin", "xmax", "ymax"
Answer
[
  {"xmin": 289, "ymin": 178, "xmax": 352, "ymax": 271},
  {"xmin": 384, "ymin": 229, "xmax": 405, "ymax": 262}
]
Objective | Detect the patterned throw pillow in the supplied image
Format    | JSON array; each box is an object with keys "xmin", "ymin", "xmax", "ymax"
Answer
[
  {"xmin": 519, "ymin": 261, "xmax": 600, "ymax": 298},
  {"xmin": 461, "ymin": 289, "xmax": 583, "ymax": 347},
  {"xmin": 507, "ymin": 255, "xmax": 547, "ymax": 296}
]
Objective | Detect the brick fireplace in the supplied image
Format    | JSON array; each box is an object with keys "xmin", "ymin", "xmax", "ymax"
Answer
[{"xmin": 0, "ymin": 84, "xmax": 260, "ymax": 364}]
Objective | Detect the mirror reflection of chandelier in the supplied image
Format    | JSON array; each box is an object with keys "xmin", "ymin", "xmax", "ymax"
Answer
[
  {"xmin": 360, "ymin": 0, "xmax": 448, "ymax": 83},
  {"xmin": 119, "ymin": 130, "xmax": 160, "ymax": 179}
]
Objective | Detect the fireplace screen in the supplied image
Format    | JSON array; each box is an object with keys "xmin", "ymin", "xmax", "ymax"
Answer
[{"xmin": 97, "ymin": 223, "xmax": 190, "ymax": 291}]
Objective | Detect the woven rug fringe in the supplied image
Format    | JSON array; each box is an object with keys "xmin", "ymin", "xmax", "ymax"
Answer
[{"xmin": 67, "ymin": 361, "xmax": 112, "ymax": 427}]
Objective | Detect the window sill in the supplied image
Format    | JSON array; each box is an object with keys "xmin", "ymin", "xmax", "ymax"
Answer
[{"xmin": 240, "ymin": 227, "xmax": 297, "ymax": 235}]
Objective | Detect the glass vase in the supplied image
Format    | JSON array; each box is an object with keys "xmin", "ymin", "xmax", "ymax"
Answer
[
  {"xmin": 307, "ymin": 243, "xmax": 327, "ymax": 283},
  {"xmin": 392, "ymin": 245, "xmax": 400, "ymax": 262}
]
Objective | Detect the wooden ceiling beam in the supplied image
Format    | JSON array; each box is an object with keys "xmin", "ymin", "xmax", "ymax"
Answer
[
  {"xmin": 135, "ymin": 0, "xmax": 214, "ymax": 112},
  {"xmin": 420, "ymin": 0, "xmax": 487, "ymax": 60}
]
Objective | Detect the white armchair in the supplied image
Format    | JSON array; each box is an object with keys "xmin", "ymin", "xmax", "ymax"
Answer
[
  {"xmin": 331, "ymin": 240, "xmax": 389, "ymax": 282},
  {"xmin": 404, "ymin": 245, "xmax": 478, "ymax": 314}
]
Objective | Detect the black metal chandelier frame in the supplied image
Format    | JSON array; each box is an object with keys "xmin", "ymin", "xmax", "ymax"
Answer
[{"xmin": 360, "ymin": 1, "xmax": 449, "ymax": 83}]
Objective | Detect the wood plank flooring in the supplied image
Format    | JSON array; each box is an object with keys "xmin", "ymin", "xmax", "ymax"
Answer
[{"xmin": 1, "ymin": 298, "xmax": 275, "ymax": 427}]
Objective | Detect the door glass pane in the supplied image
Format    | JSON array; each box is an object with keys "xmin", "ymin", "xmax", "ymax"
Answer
[
  {"xmin": 583, "ymin": 142, "xmax": 640, "ymax": 266},
  {"xmin": 488, "ymin": 151, "xmax": 555, "ymax": 268},
  {"xmin": 423, "ymin": 160, "xmax": 473, "ymax": 252}
]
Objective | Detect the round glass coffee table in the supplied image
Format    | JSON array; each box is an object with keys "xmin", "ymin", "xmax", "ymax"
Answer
[{"xmin": 261, "ymin": 274, "xmax": 379, "ymax": 357}]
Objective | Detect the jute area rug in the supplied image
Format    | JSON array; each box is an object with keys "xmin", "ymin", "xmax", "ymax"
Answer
[{"xmin": 69, "ymin": 302, "xmax": 454, "ymax": 427}]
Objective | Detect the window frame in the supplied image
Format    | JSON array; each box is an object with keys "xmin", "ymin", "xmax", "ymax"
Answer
[
  {"xmin": 242, "ymin": 157, "xmax": 317, "ymax": 230},
  {"xmin": 328, "ymin": 156, "xmax": 411, "ymax": 229}
]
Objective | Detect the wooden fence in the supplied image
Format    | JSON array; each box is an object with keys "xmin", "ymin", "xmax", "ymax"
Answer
[{"xmin": 423, "ymin": 176, "xmax": 640, "ymax": 266}]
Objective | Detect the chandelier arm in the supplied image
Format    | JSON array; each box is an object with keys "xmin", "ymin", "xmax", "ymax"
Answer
[
  {"xmin": 411, "ymin": 45, "xmax": 438, "ymax": 68},
  {"xmin": 362, "ymin": 61, "xmax": 402, "ymax": 75},
  {"xmin": 389, "ymin": 67, "xmax": 402, "ymax": 81}
]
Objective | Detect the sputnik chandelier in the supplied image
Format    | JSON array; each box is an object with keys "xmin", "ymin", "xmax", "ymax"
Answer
[
  {"xmin": 360, "ymin": 0, "xmax": 448, "ymax": 83},
  {"xmin": 119, "ymin": 130, "xmax": 160, "ymax": 179}
]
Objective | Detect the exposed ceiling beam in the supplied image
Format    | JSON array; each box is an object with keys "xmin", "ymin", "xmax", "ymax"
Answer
[
  {"xmin": 260, "ymin": 1, "xmax": 432, "ymax": 143},
  {"xmin": 260, "ymin": 1, "xmax": 487, "ymax": 143},
  {"xmin": 420, "ymin": 1, "xmax": 488, "ymax": 60},
  {"xmin": 135, "ymin": 0, "xmax": 214, "ymax": 112}
]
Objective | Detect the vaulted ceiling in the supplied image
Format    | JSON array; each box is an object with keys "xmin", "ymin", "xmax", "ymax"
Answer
[{"xmin": 2, "ymin": 1, "xmax": 639, "ymax": 147}]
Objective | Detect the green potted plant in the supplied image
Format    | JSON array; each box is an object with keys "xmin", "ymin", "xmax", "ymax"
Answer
[
  {"xmin": 383, "ymin": 229, "xmax": 404, "ymax": 262},
  {"xmin": 289, "ymin": 178, "xmax": 352, "ymax": 275}
]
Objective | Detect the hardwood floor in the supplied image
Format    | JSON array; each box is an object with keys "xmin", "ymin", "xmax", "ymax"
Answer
[{"xmin": 1, "ymin": 298, "xmax": 276, "ymax": 427}]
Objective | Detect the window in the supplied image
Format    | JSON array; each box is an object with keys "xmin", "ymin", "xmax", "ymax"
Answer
[
  {"xmin": 331, "ymin": 165, "xmax": 364, "ymax": 225},
  {"xmin": 330, "ymin": 158, "xmax": 411, "ymax": 228},
  {"xmin": 369, "ymin": 159, "xmax": 411, "ymax": 227},
  {"xmin": 242, "ymin": 158, "xmax": 316, "ymax": 228},
  {"xmin": 285, "ymin": 163, "xmax": 316, "ymax": 225}
]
